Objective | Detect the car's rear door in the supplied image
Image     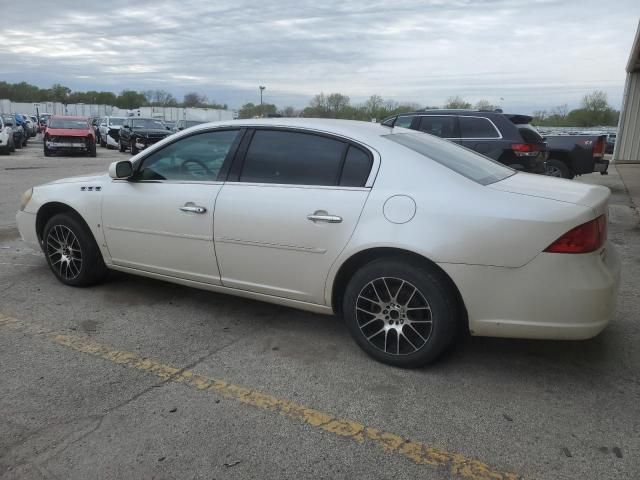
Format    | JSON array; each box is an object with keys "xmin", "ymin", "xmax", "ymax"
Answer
[
  {"xmin": 102, "ymin": 128, "xmax": 243, "ymax": 284},
  {"xmin": 214, "ymin": 128, "xmax": 376, "ymax": 305},
  {"xmin": 458, "ymin": 116, "xmax": 503, "ymax": 159},
  {"xmin": 416, "ymin": 115, "xmax": 460, "ymax": 141}
]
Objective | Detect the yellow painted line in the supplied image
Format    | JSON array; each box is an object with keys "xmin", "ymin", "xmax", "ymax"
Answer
[{"xmin": 0, "ymin": 313, "xmax": 521, "ymax": 480}]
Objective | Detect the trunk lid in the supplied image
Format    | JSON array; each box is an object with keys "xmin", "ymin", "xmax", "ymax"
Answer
[{"xmin": 489, "ymin": 172, "xmax": 610, "ymax": 215}]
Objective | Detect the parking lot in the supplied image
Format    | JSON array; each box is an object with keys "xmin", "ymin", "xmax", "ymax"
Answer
[{"xmin": 0, "ymin": 138, "xmax": 639, "ymax": 479}]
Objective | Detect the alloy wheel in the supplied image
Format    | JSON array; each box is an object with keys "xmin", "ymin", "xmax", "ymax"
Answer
[
  {"xmin": 355, "ymin": 277, "xmax": 432, "ymax": 355},
  {"xmin": 46, "ymin": 225, "xmax": 83, "ymax": 280},
  {"xmin": 545, "ymin": 165, "xmax": 563, "ymax": 177}
]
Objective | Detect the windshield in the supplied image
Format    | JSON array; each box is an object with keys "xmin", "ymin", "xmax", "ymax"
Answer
[
  {"xmin": 132, "ymin": 118, "xmax": 166, "ymax": 129},
  {"xmin": 49, "ymin": 118, "xmax": 89, "ymax": 129},
  {"xmin": 2, "ymin": 117, "xmax": 14, "ymax": 126},
  {"xmin": 383, "ymin": 132, "xmax": 514, "ymax": 185},
  {"xmin": 109, "ymin": 117, "xmax": 125, "ymax": 126}
]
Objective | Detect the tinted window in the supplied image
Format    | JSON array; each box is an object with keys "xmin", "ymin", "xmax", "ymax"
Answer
[
  {"xmin": 516, "ymin": 125, "xmax": 544, "ymax": 143},
  {"xmin": 340, "ymin": 146, "xmax": 372, "ymax": 187},
  {"xmin": 394, "ymin": 115, "xmax": 414, "ymax": 128},
  {"xmin": 381, "ymin": 117, "xmax": 396, "ymax": 127},
  {"xmin": 240, "ymin": 130, "xmax": 345, "ymax": 185},
  {"xmin": 383, "ymin": 133, "xmax": 514, "ymax": 185},
  {"xmin": 138, "ymin": 130, "xmax": 239, "ymax": 181},
  {"xmin": 418, "ymin": 116, "xmax": 457, "ymax": 138},
  {"xmin": 459, "ymin": 117, "xmax": 500, "ymax": 139},
  {"xmin": 48, "ymin": 118, "xmax": 89, "ymax": 129}
]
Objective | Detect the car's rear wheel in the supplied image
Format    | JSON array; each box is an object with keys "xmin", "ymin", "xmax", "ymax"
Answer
[
  {"xmin": 43, "ymin": 213, "xmax": 107, "ymax": 287},
  {"xmin": 119, "ymin": 139, "xmax": 126, "ymax": 152},
  {"xmin": 545, "ymin": 159, "xmax": 572, "ymax": 179},
  {"xmin": 342, "ymin": 258, "xmax": 458, "ymax": 368},
  {"xmin": 15, "ymin": 138, "xmax": 22, "ymax": 149}
]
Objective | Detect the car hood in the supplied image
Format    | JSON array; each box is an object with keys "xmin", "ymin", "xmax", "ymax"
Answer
[
  {"xmin": 44, "ymin": 173, "xmax": 108, "ymax": 186},
  {"xmin": 132, "ymin": 128, "xmax": 170, "ymax": 135},
  {"xmin": 489, "ymin": 172, "xmax": 610, "ymax": 210},
  {"xmin": 46, "ymin": 128, "xmax": 91, "ymax": 136}
]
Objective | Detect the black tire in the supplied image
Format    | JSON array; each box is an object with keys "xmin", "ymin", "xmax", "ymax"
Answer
[
  {"xmin": 100, "ymin": 134, "xmax": 106, "ymax": 148},
  {"xmin": 42, "ymin": 213, "xmax": 107, "ymax": 287},
  {"xmin": 130, "ymin": 137, "xmax": 138, "ymax": 155},
  {"xmin": 15, "ymin": 138, "xmax": 22, "ymax": 149},
  {"xmin": 44, "ymin": 147, "xmax": 51, "ymax": 157},
  {"xmin": 545, "ymin": 158, "xmax": 572, "ymax": 179},
  {"xmin": 342, "ymin": 258, "xmax": 458, "ymax": 368},
  {"xmin": 119, "ymin": 139, "xmax": 126, "ymax": 152},
  {"xmin": 10, "ymin": 139, "xmax": 15, "ymax": 152},
  {"xmin": 88, "ymin": 141, "xmax": 97, "ymax": 157}
]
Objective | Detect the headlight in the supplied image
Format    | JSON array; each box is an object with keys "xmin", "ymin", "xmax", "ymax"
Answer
[{"xmin": 20, "ymin": 188, "xmax": 33, "ymax": 211}]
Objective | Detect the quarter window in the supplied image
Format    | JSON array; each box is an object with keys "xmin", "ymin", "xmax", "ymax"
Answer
[
  {"xmin": 339, "ymin": 146, "xmax": 373, "ymax": 187},
  {"xmin": 240, "ymin": 130, "xmax": 346, "ymax": 186},
  {"xmin": 137, "ymin": 130, "xmax": 239, "ymax": 181},
  {"xmin": 459, "ymin": 117, "xmax": 500, "ymax": 139},
  {"xmin": 418, "ymin": 116, "xmax": 457, "ymax": 138}
]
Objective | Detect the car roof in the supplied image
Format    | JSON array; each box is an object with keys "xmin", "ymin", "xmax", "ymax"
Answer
[{"xmin": 190, "ymin": 118, "xmax": 394, "ymax": 144}]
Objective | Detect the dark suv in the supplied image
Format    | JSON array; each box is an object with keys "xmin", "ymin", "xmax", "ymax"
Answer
[{"xmin": 381, "ymin": 110, "xmax": 547, "ymax": 174}]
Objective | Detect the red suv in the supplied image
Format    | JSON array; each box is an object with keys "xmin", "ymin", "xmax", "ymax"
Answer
[{"xmin": 44, "ymin": 116, "xmax": 96, "ymax": 157}]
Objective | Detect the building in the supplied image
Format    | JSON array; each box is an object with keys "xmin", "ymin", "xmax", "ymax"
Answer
[{"xmin": 614, "ymin": 21, "xmax": 640, "ymax": 163}]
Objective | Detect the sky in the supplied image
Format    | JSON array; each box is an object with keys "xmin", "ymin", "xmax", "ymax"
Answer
[{"xmin": 0, "ymin": 0, "xmax": 639, "ymax": 113}]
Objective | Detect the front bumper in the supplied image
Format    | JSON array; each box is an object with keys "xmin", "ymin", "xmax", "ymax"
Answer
[
  {"xmin": 440, "ymin": 243, "xmax": 621, "ymax": 340},
  {"xmin": 45, "ymin": 140, "xmax": 91, "ymax": 152},
  {"xmin": 16, "ymin": 210, "xmax": 40, "ymax": 251}
]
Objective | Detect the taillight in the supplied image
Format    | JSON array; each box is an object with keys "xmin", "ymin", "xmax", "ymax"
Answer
[
  {"xmin": 592, "ymin": 137, "xmax": 605, "ymax": 157},
  {"xmin": 544, "ymin": 215, "xmax": 607, "ymax": 253},
  {"xmin": 512, "ymin": 143, "xmax": 543, "ymax": 157}
]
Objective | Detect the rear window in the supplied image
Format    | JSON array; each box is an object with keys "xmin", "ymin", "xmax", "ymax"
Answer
[
  {"xmin": 459, "ymin": 117, "xmax": 500, "ymax": 139},
  {"xmin": 516, "ymin": 124, "xmax": 544, "ymax": 143},
  {"xmin": 383, "ymin": 133, "xmax": 514, "ymax": 185},
  {"xmin": 48, "ymin": 118, "xmax": 89, "ymax": 129}
]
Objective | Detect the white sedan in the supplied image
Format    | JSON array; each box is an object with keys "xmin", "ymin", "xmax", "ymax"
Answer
[{"xmin": 16, "ymin": 119, "xmax": 620, "ymax": 367}]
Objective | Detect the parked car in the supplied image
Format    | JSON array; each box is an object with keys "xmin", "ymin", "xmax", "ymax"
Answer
[
  {"xmin": 15, "ymin": 119, "xmax": 620, "ymax": 368},
  {"xmin": 2, "ymin": 115, "xmax": 24, "ymax": 150},
  {"xmin": 118, "ymin": 117, "xmax": 171, "ymax": 154},
  {"xmin": 30, "ymin": 116, "xmax": 39, "ymax": 133},
  {"xmin": 39, "ymin": 113, "xmax": 52, "ymax": 131},
  {"xmin": 534, "ymin": 133, "xmax": 608, "ymax": 179},
  {"xmin": 43, "ymin": 116, "xmax": 96, "ymax": 157},
  {"xmin": 0, "ymin": 116, "xmax": 15, "ymax": 154},
  {"xmin": 173, "ymin": 119, "xmax": 205, "ymax": 132},
  {"xmin": 605, "ymin": 133, "xmax": 616, "ymax": 154},
  {"xmin": 164, "ymin": 121, "xmax": 176, "ymax": 131},
  {"xmin": 98, "ymin": 117, "xmax": 126, "ymax": 149},
  {"xmin": 20, "ymin": 115, "xmax": 37, "ymax": 138},
  {"xmin": 381, "ymin": 110, "xmax": 547, "ymax": 174}
]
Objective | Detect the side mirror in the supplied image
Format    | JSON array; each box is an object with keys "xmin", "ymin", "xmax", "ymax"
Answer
[{"xmin": 109, "ymin": 160, "xmax": 133, "ymax": 179}]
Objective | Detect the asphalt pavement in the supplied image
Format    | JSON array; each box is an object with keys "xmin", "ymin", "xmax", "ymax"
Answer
[{"xmin": 0, "ymin": 138, "xmax": 638, "ymax": 480}]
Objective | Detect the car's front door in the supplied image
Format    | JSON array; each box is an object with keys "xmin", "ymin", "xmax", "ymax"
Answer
[
  {"xmin": 102, "ymin": 129, "xmax": 242, "ymax": 284},
  {"xmin": 214, "ymin": 128, "xmax": 375, "ymax": 305}
]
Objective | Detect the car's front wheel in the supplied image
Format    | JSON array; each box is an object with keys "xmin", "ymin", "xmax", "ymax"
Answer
[
  {"xmin": 119, "ymin": 139, "xmax": 126, "ymax": 152},
  {"xmin": 43, "ymin": 213, "xmax": 107, "ymax": 287},
  {"xmin": 343, "ymin": 258, "xmax": 458, "ymax": 368}
]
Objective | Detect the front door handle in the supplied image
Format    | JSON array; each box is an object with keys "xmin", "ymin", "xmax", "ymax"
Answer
[
  {"xmin": 307, "ymin": 211, "xmax": 342, "ymax": 223},
  {"xmin": 179, "ymin": 202, "xmax": 207, "ymax": 214}
]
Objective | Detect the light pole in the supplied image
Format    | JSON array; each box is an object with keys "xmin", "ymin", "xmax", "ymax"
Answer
[{"xmin": 259, "ymin": 86, "xmax": 266, "ymax": 116}]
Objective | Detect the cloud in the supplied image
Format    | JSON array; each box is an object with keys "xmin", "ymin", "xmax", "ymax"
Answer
[{"xmin": 0, "ymin": 0, "xmax": 638, "ymax": 112}]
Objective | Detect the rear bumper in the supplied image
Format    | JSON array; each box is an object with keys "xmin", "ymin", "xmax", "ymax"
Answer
[
  {"xmin": 594, "ymin": 159, "xmax": 609, "ymax": 174},
  {"xmin": 440, "ymin": 243, "xmax": 620, "ymax": 340}
]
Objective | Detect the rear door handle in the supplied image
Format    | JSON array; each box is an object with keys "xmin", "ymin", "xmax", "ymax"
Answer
[
  {"xmin": 307, "ymin": 211, "xmax": 342, "ymax": 223},
  {"xmin": 179, "ymin": 202, "xmax": 207, "ymax": 214}
]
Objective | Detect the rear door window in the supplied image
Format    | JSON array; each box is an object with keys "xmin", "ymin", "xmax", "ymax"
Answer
[
  {"xmin": 240, "ymin": 130, "xmax": 346, "ymax": 186},
  {"xmin": 418, "ymin": 116, "xmax": 457, "ymax": 138},
  {"xmin": 459, "ymin": 117, "xmax": 500, "ymax": 139},
  {"xmin": 517, "ymin": 125, "xmax": 544, "ymax": 143}
]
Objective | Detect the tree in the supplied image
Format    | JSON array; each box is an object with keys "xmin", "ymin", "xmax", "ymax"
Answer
[
  {"xmin": 581, "ymin": 90, "xmax": 609, "ymax": 113},
  {"xmin": 144, "ymin": 89, "xmax": 178, "ymax": 106},
  {"xmin": 50, "ymin": 83, "xmax": 71, "ymax": 103},
  {"xmin": 115, "ymin": 90, "xmax": 148, "ymax": 109},
  {"xmin": 280, "ymin": 106, "xmax": 297, "ymax": 117},
  {"xmin": 550, "ymin": 104, "xmax": 568, "ymax": 120},
  {"xmin": 326, "ymin": 93, "xmax": 350, "ymax": 114},
  {"xmin": 475, "ymin": 99, "xmax": 496, "ymax": 111},
  {"xmin": 444, "ymin": 96, "xmax": 471, "ymax": 109},
  {"xmin": 238, "ymin": 102, "xmax": 277, "ymax": 119},
  {"xmin": 183, "ymin": 92, "xmax": 208, "ymax": 108}
]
